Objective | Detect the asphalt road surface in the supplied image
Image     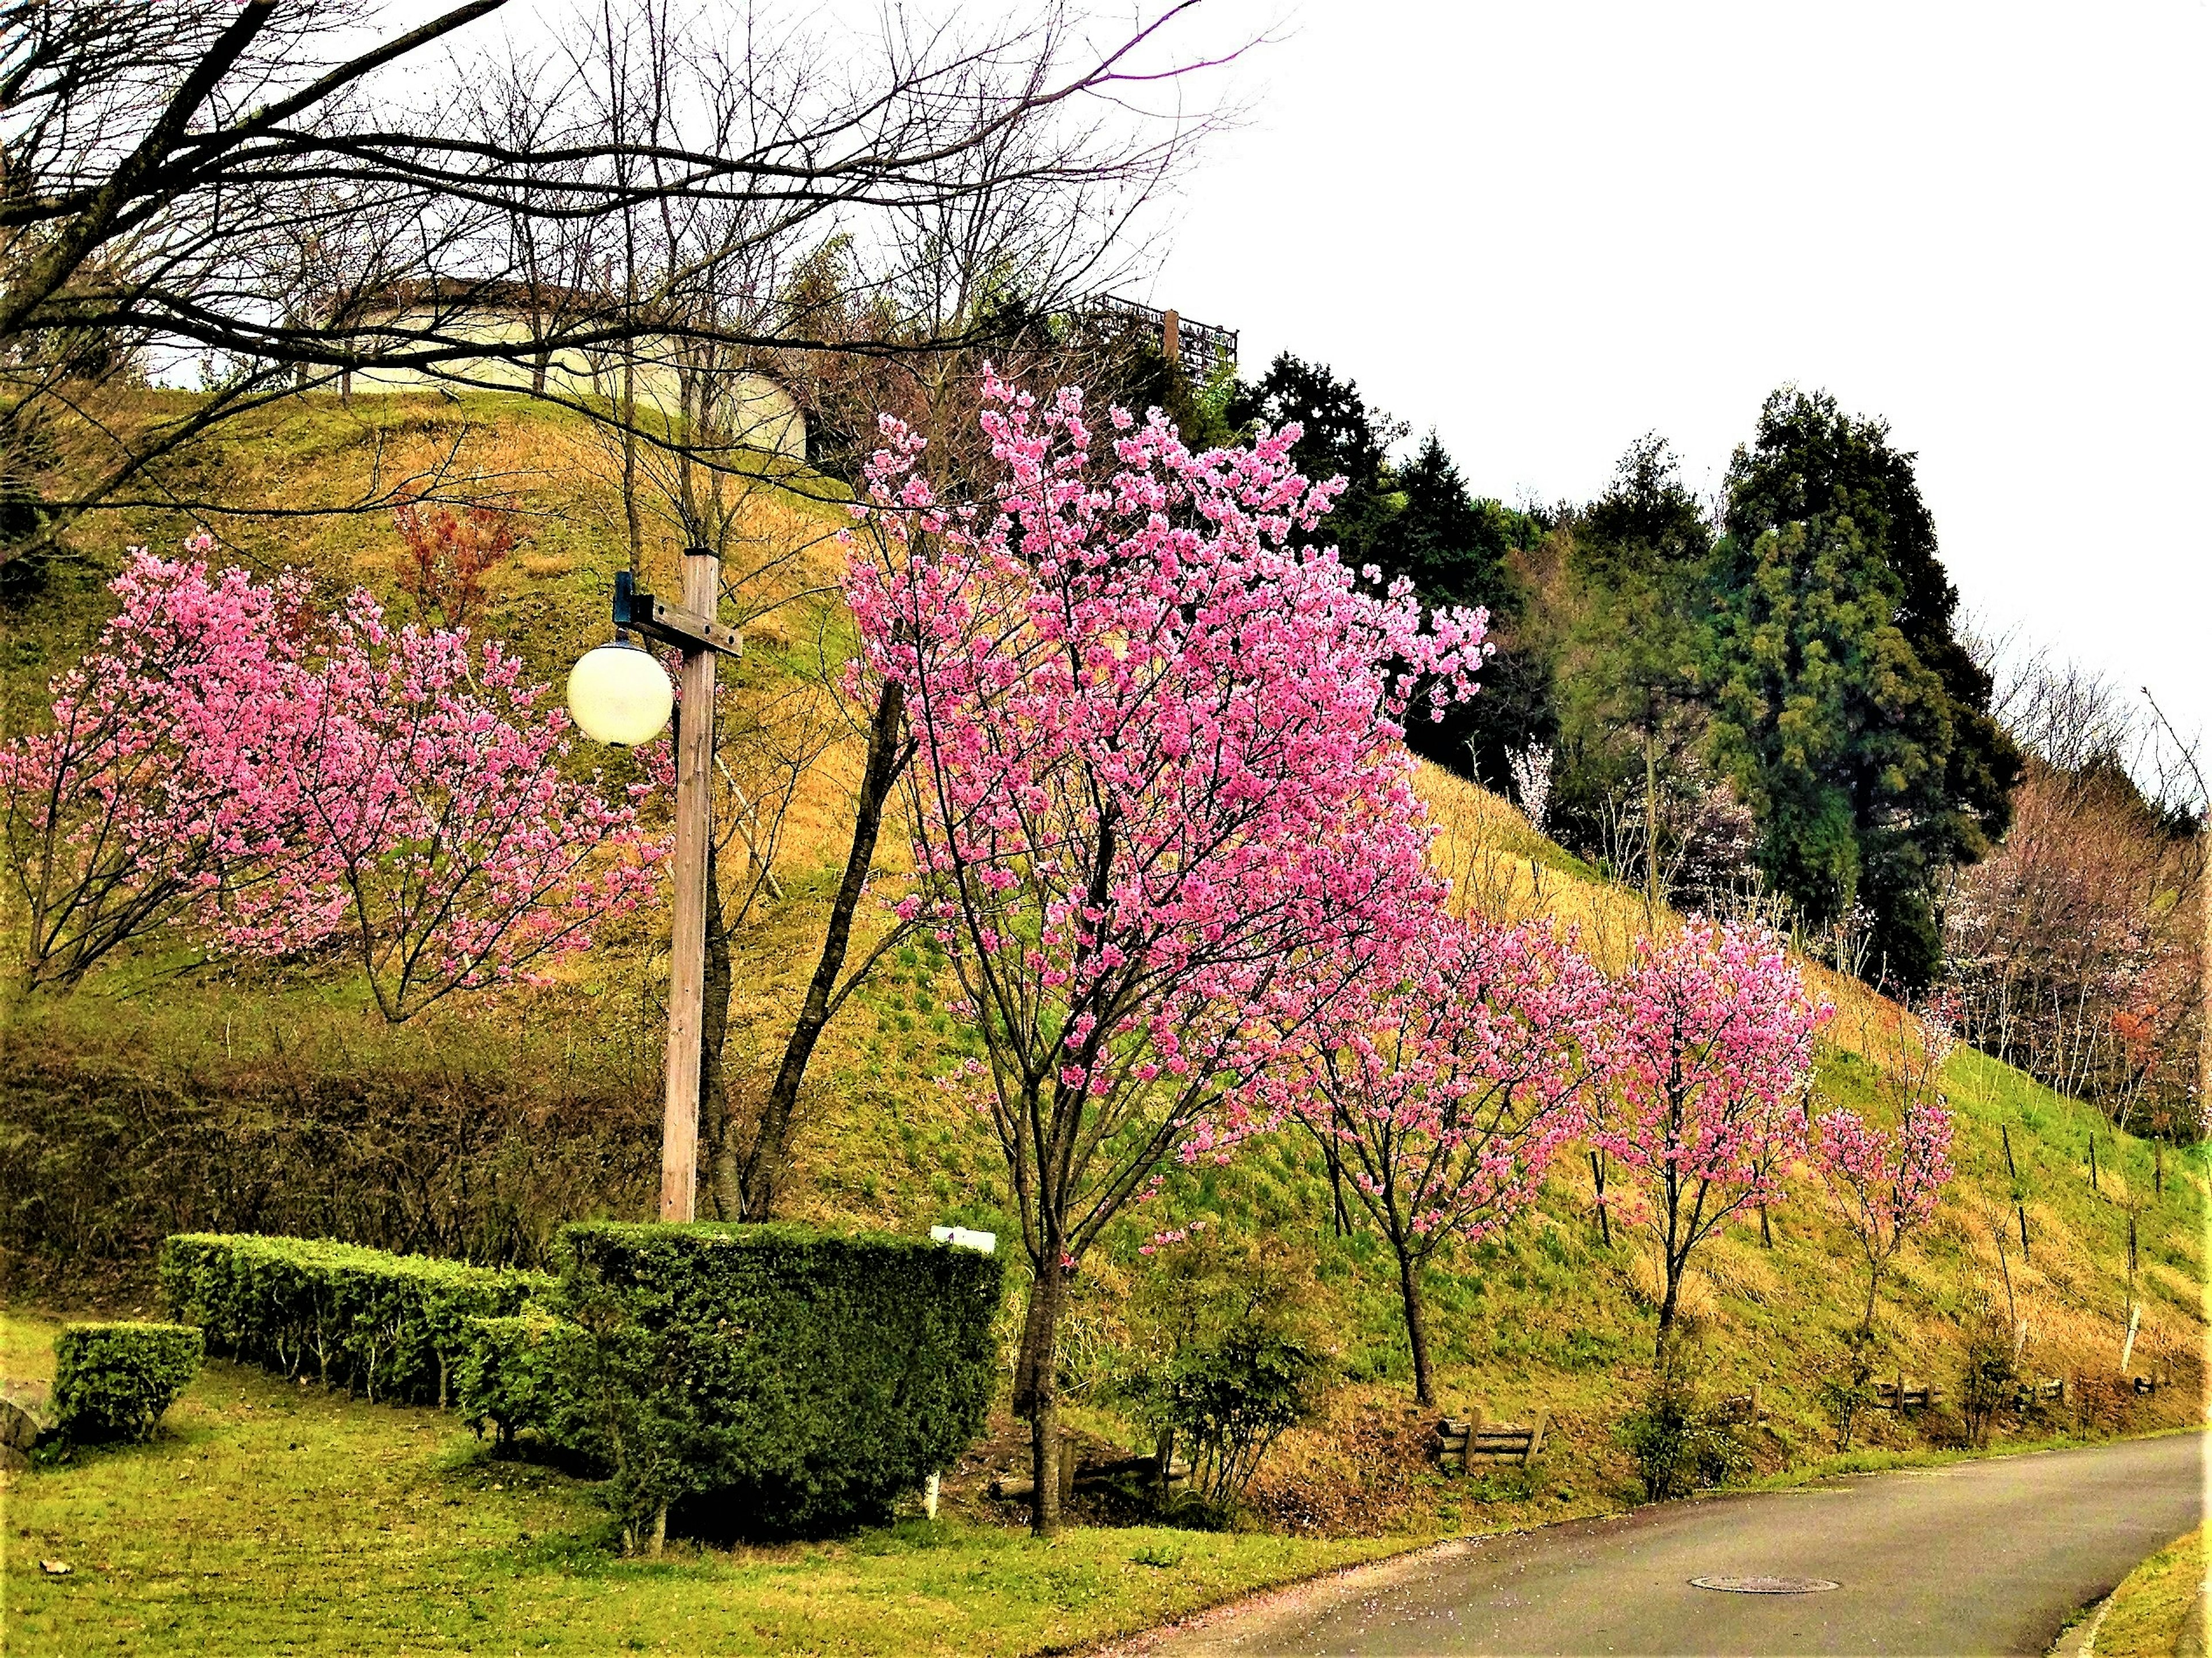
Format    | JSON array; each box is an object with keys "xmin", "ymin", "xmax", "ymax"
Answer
[{"xmin": 1142, "ymin": 1433, "xmax": 2206, "ymax": 1657}]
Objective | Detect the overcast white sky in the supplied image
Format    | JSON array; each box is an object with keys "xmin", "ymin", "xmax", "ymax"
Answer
[{"xmin": 1130, "ymin": 1, "xmax": 2209, "ymax": 748}]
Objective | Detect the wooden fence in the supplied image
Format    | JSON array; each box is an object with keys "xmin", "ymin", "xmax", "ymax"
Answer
[{"xmin": 1437, "ymin": 1413, "xmax": 1549, "ymax": 1471}]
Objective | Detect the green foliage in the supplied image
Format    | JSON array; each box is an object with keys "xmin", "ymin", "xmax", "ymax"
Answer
[
  {"xmin": 51, "ymin": 1321, "xmax": 203, "ymax": 1444},
  {"xmin": 452, "ymin": 1308, "xmax": 584, "ymax": 1450},
  {"xmin": 157, "ymin": 1233, "xmax": 551, "ymax": 1406},
  {"xmin": 1957, "ymin": 1304, "xmax": 2019, "ymax": 1447},
  {"xmin": 1120, "ymin": 1326, "xmax": 1324, "ymax": 1519},
  {"xmin": 543, "ymin": 1221, "xmax": 1004, "ymax": 1542},
  {"xmin": 1550, "ymin": 435, "xmax": 1715, "ymax": 855},
  {"xmin": 1711, "ymin": 386, "xmax": 2018, "ymax": 984},
  {"xmin": 1116, "ymin": 1230, "xmax": 1326, "ymax": 1517},
  {"xmin": 1614, "ymin": 1337, "xmax": 1750, "ymax": 1501},
  {"xmin": 1816, "ymin": 1329, "xmax": 1884, "ymax": 1451}
]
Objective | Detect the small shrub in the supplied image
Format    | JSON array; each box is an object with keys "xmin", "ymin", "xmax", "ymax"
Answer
[
  {"xmin": 1616, "ymin": 1337, "xmax": 1749, "ymax": 1501},
  {"xmin": 1817, "ymin": 1330, "xmax": 1884, "ymax": 1451},
  {"xmin": 1958, "ymin": 1305, "xmax": 2018, "ymax": 1448},
  {"xmin": 1120, "ymin": 1326, "xmax": 1324, "ymax": 1519},
  {"xmin": 52, "ymin": 1322, "xmax": 203, "ymax": 1444},
  {"xmin": 453, "ymin": 1310, "xmax": 584, "ymax": 1451},
  {"xmin": 158, "ymin": 1234, "xmax": 550, "ymax": 1406},
  {"xmin": 1118, "ymin": 1227, "xmax": 1328, "ymax": 1520}
]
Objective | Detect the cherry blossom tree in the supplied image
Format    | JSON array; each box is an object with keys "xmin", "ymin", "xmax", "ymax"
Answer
[
  {"xmin": 2, "ymin": 536, "xmax": 658, "ymax": 1015},
  {"xmin": 1592, "ymin": 919, "xmax": 1829, "ymax": 1355},
  {"xmin": 1815, "ymin": 1020, "xmax": 1957, "ymax": 1336},
  {"xmin": 0, "ymin": 538, "xmax": 320, "ymax": 991},
  {"xmin": 1816, "ymin": 1097, "xmax": 1955, "ymax": 1318},
  {"xmin": 846, "ymin": 374, "xmax": 1486, "ymax": 1536},
  {"xmin": 1290, "ymin": 906, "xmax": 1607, "ymax": 1405},
  {"xmin": 218, "ymin": 595, "xmax": 663, "ymax": 1022}
]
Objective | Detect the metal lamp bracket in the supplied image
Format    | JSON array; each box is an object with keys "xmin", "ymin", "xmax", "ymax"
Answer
[{"xmin": 614, "ymin": 568, "xmax": 743, "ymax": 658}]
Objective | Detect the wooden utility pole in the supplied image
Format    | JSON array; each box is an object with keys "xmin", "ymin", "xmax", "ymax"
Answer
[
  {"xmin": 596, "ymin": 552, "xmax": 745, "ymax": 1223},
  {"xmin": 660, "ymin": 547, "xmax": 721, "ymax": 1220}
]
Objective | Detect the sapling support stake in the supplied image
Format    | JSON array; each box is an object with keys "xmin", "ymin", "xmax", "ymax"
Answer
[
  {"xmin": 2088, "ymin": 1136, "xmax": 2099, "ymax": 1194},
  {"xmin": 1590, "ymin": 1149, "xmax": 1611, "ymax": 1248},
  {"xmin": 1994, "ymin": 1226, "xmax": 2018, "ymax": 1329}
]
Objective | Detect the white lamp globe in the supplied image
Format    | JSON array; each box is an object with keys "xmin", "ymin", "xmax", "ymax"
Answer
[{"xmin": 566, "ymin": 639, "xmax": 673, "ymax": 746}]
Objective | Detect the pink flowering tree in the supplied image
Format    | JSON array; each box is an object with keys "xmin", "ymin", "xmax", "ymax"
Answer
[
  {"xmin": 1592, "ymin": 919, "xmax": 1829, "ymax": 1356},
  {"xmin": 1814, "ymin": 1004, "xmax": 1957, "ymax": 1365},
  {"xmin": 1289, "ymin": 906, "xmax": 1607, "ymax": 1405},
  {"xmin": 1, "ymin": 535, "xmax": 658, "ymax": 1016},
  {"xmin": 846, "ymin": 375, "xmax": 1485, "ymax": 1536},
  {"xmin": 1815, "ymin": 1097, "xmax": 1956, "ymax": 1336},
  {"xmin": 218, "ymin": 593, "xmax": 662, "ymax": 1022},
  {"xmin": 0, "ymin": 539, "xmax": 320, "ymax": 991}
]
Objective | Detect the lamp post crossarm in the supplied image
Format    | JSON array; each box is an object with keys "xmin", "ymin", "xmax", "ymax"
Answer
[{"xmin": 615, "ymin": 569, "xmax": 744, "ymax": 658}]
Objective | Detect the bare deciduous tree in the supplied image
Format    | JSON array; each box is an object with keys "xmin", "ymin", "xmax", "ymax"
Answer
[{"xmin": 1, "ymin": 0, "xmax": 1225, "ymax": 562}]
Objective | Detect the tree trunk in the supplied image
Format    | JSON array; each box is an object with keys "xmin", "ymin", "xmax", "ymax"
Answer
[
  {"xmin": 1655, "ymin": 1263, "xmax": 1681, "ymax": 1359},
  {"xmin": 1642, "ymin": 722, "xmax": 1661, "ymax": 917},
  {"xmin": 1013, "ymin": 1255, "xmax": 1067, "ymax": 1538},
  {"xmin": 737, "ymin": 678, "xmax": 907, "ymax": 1219},
  {"xmin": 1395, "ymin": 1244, "xmax": 1435, "ymax": 1407},
  {"xmin": 620, "ymin": 355, "xmax": 642, "ymax": 582},
  {"xmin": 1327, "ymin": 1102, "xmax": 1349, "ymax": 1236}
]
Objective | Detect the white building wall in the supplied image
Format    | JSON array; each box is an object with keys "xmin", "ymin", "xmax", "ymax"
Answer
[{"xmin": 344, "ymin": 312, "xmax": 806, "ymax": 459}]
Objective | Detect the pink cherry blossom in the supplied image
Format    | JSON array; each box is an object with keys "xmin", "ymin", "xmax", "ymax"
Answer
[
  {"xmin": 213, "ymin": 592, "xmax": 664, "ymax": 1020},
  {"xmin": 844, "ymin": 372, "xmax": 1484, "ymax": 1531},
  {"xmin": 1814, "ymin": 1090, "xmax": 1955, "ymax": 1333},
  {"xmin": 1287, "ymin": 900, "xmax": 1607, "ymax": 1403},
  {"xmin": 0, "ymin": 541, "xmax": 324, "ymax": 989},
  {"xmin": 1, "ymin": 537, "xmax": 661, "ymax": 1017},
  {"xmin": 1590, "ymin": 918, "xmax": 1830, "ymax": 1353}
]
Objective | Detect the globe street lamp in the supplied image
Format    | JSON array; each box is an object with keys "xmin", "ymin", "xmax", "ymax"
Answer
[{"xmin": 567, "ymin": 547, "xmax": 742, "ymax": 1222}]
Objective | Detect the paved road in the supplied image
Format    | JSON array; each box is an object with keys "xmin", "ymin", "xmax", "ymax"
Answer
[{"xmin": 1143, "ymin": 1434, "xmax": 2206, "ymax": 1657}]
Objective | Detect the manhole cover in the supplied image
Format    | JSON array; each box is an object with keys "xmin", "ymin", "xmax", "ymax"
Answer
[{"xmin": 1690, "ymin": 1576, "xmax": 1840, "ymax": 1595}]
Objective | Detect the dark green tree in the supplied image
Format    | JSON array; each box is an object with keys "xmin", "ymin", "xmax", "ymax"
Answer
[
  {"xmin": 1709, "ymin": 388, "xmax": 2018, "ymax": 985},
  {"xmin": 1226, "ymin": 352, "xmax": 1403, "ymax": 563},
  {"xmin": 1548, "ymin": 435, "xmax": 1714, "ymax": 900},
  {"xmin": 1226, "ymin": 357, "xmax": 1562, "ymax": 786},
  {"xmin": 1367, "ymin": 432, "xmax": 1551, "ymax": 784}
]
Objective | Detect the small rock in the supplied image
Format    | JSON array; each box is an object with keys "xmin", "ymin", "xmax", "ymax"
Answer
[
  {"xmin": 0, "ymin": 1390, "xmax": 54, "ymax": 1452},
  {"xmin": 40, "ymin": 1560, "xmax": 70, "ymax": 1576}
]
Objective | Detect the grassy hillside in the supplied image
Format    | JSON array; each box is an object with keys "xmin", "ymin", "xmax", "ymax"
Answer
[{"xmin": 3, "ymin": 391, "xmax": 2205, "ymax": 1553}]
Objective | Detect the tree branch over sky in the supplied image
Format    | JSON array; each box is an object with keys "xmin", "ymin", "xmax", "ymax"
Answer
[{"xmin": 0, "ymin": 0, "xmax": 1233, "ymax": 560}]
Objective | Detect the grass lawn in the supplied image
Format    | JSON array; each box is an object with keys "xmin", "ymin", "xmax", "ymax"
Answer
[
  {"xmin": 1, "ymin": 1313, "xmax": 1409, "ymax": 1657},
  {"xmin": 2096, "ymin": 1526, "xmax": 2208, "ymax": 1658}
]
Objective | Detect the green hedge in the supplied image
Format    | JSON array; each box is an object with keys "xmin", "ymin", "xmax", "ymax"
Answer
[
  {"xmin": 54, "ymin": 1322, "xmax": 204, "ymax": 1443},
  {"xmin": 453, "ymin": 1310, "xmax": 584, "ymax": 1450},
  {"xmin": 539, "ymin": 1222, "xmax": 1004, "ymax": 1540},
  {"xmin": 158, "ymin": 1234, "xmax": 551, "ymax": 1406}
]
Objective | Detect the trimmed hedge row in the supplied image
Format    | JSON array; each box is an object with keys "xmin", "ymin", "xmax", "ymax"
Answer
[
  {"xmin": 158, "ymin": 1234, "xmax": 551, "ymax": 1406},
  {"xmin": 157, "ymin": 1223, "xmax": 1003, "ymax": 1542},
  {"xmin": 461, "ymin": 1222, "xmax": 1005, "ymax": 1540},
  {"xmin": 54, "ymin": 1322, "xmax": 204, "ymax": 1443}
]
